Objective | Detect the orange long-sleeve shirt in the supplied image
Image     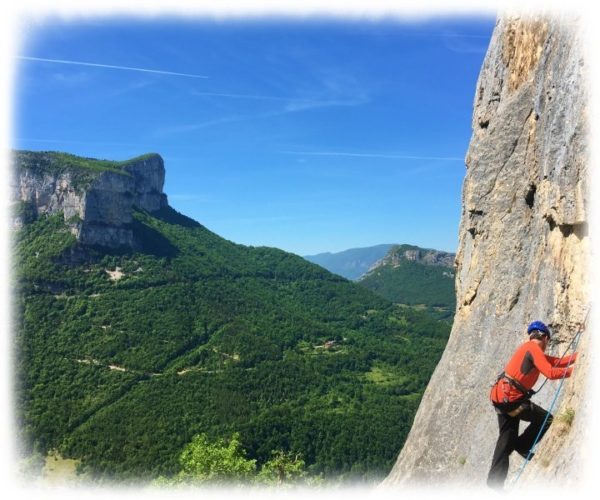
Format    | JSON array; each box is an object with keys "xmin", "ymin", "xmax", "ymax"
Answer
[{"xmin": 491, "ymin": 340, "xmax": 576, "ymax": 404}]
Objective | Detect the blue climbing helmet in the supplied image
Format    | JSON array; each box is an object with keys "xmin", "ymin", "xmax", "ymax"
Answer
[{"xmin": 527, "ymin": 320, "xmax": 551, "ymax": 338}]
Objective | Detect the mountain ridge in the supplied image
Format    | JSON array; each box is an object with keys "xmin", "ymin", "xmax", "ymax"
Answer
[
  {"xmin": 305, "ymin": 243, "xmax": 455, "ymax": 282},
  {"xmin": 366, "ymin": 244, "xmax": 455, "ymax": 273},
  {"xmin": 304, "ymin": 244, "xmax": 395, "ymax": 281},
  {"xmin": 359, "ymin": 245, "xmax": 456, "ymax": 309}
]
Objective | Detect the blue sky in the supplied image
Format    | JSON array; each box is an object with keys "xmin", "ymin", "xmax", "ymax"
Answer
[{"xmin": 13, "ymin": 16, "xmax": 495, "ymax": 256}]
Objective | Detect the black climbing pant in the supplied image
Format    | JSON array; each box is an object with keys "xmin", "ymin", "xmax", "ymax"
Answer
[{"xmin": 486, "ymin": 400, "xmax": 553, "ymax": 489}]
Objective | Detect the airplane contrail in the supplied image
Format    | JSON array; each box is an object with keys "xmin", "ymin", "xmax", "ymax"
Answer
[
  {"xmin": 282, "ymin": 151, "xmax": 464, "ymax": 161},
  {"xmin": 17, "ymin": 55, "xmax": 209, "ymax": 79}
]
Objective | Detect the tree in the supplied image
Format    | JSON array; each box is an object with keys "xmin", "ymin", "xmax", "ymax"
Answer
[
  {"xmin": 175, "ymin": 433, "xmax": 256, "ymax": 484},
  {"xmin": 257, "ymin": 450, "xmax": 306, "ymax": 485}
]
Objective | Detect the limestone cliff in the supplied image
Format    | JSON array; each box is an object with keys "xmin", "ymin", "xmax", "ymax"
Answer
[
  {"xmin": 367, "ymin": 244, "xmax": 456, "ymax": 272},
  {"xmin": 10, "ymin": 151, "xmax": 168, "ymax": 249},
  {"xmin": 384, "ymin": 14, "xmax": 589, "ymax": 487}
]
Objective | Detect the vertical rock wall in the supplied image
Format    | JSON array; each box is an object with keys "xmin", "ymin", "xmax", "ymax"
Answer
[
  {"xmin": 12, "ymin": 153, "xmax": 168, "ymax": 249},
  {"xmin": 384, "ymin": 14, "xmax": 589, "ymax": 487}
]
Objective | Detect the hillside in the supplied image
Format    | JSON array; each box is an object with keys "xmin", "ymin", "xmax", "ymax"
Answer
[
  {"xmin": 11, "ymin": 150, "xmax": 452, "ymax": 483},
  {"xmin": 304, "ymin": 244, "xmax": 394, "ymax": 281},
  {"xmin": 358, "ymin": 245, "xmax": 456, "ymax": 309},
  {"xmin": 384, "ymin": 15, "xmax": 589, "ymax": 487}
]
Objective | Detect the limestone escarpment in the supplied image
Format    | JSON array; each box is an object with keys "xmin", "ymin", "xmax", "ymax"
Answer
[
  {"xmin": 11, "ymin": 151, "xmax": 168, "ymax": 249},
  {"xmin": 384, "ymin": 14, "xmax": 588, "ymax": 487},
  {"xmin": 368, "ymin": 245, "xmax": 455, "ymax": 272}
]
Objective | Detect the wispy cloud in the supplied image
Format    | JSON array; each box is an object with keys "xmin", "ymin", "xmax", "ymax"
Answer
[
  {"xmin": 192, "ymin": 91, "xmax": 290, "ymax": 102},
  {"xmin": 282, "ymin": 151, "xmax": 464, "ymax": 161},
  {"xmin": 283, "ymin": 96, "xmax": 368, "ymax": 112},
  {"xmin": 440, "ymin": 32, "xmax": 490, "ymax": 54},
  {"xmin": 51, "ymin": 71, "xmax": 91, "ymax": 85},
  {"xmin": 17, "ymin": 56, "xmax": 209, "ymax": 79},
  {"xmin": 154, "ymin": 94, "xmax": 368, "ymax": 138},
  {"xmin": 152, "ymin": 116, "xmax": 244, "ymax": 137},
  {"xmin": 191, "ymin": 90, "xmax": 369, "ymax": 111},
  {"xmin": 108, "ymin": 79, "xmax": 154, "ymax": 98},
  {"xmin": 154, "ymin": 65, "xmax": 371, "ymax": 138}
]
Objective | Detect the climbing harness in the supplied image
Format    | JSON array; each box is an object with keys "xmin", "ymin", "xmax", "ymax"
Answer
[
  {"xmin": 509, "ymin": 309, "xmax": 590, "ymax": 488},
  {"xmin": 490, "ymin": 372, "xmax": 535, "ymax": 417}
]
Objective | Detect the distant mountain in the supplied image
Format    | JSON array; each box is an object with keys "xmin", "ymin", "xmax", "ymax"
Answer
[
  {"xmin": 304, "ymin": 244, "xmax": 395, "ymax": 280},
  {"xmin": 359, "ymin": 244, "xmax": 456, "ymax": 309},
  {"xmin": 12, "ymin": 151, "xmax": 451, "ymax": 483}
]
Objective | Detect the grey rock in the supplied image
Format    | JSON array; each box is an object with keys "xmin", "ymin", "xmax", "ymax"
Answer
[
  {"xmin": 10, "ymin": 152, "xmax": 168, "ymax": 250},
  {"xmin": 384, "ymin": 14, "xmax": 589, "ymax": 487},
  {"xmin": 368, "ymin": 245, "xmax": 456, "ymax": 272}
]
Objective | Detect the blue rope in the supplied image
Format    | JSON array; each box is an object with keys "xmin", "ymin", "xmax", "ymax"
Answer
[{"xmin": 509, "ymin": 329, "xmax": 583, "ymax": 488}]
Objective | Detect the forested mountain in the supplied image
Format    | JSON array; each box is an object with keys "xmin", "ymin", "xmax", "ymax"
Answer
[
  {"xmin": 304, "ymin": 244, "xmax": 394, "ymax": 281},
  {"xmin": 358, "ymin": 245, "xmax": 456, "ymax": 309},
  {"xmin": 12, "ymin": 151, "xmax": 451, "ymax": 484}
]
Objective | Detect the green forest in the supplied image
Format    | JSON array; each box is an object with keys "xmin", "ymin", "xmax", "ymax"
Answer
[
  {"xmin": 13, "ymin": 180, "xmax": 452, "ymax": 484},
  {"xmin": 359, "ymin": 255, "xmax": 456, "ymax": 310}
]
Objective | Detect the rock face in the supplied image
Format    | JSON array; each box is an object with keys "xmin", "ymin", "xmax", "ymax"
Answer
[
  {"xmin": 11, "ymin": 152, "xmax": 168, "ymax": 249},
  {"xmin": 384, "ymin": 15, "xmax": 588, "ymax": 487},
  {"xmin": 369, "ymin": 245, "xmax": 455, "ymax": 271}
]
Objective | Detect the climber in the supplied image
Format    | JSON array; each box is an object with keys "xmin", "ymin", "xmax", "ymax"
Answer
[{"xmin": 486, "ymin": 320, "xmax": 578, "ymax": 489}]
